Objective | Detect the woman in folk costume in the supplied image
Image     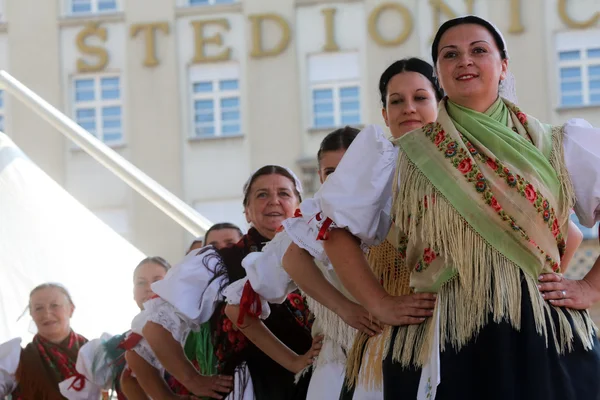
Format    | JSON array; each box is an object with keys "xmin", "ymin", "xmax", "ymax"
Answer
[
  {"xmin": 125, "ymin": 228, "xmax": 242, "ymax": 399},
  {"xmin": 57, "ymin": 257, "xmax": 172, "ymax": 400},
  {"xmin": 126, "ymin": 166, "xmax": 318, "ymax": 400},
  {"xmin": 319, "ymin": 16, "xmax": 600, "ymax": 399},
  {"xmin": 223, "ymin": 127, "xmax": 367, "ymax": 399},
  {"xmin": 0, "ymin": 283, "xmax": 88, "ymax": 400},
  {"xmin": 222, "ymin": 58, "xmax": 446, "ymax": 400}
]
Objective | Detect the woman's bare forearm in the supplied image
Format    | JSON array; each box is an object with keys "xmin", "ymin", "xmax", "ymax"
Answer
[
  {"xmin": 283, "ymin": 242, "xmax": 352, "ymax": 314},
  {"xmin": 124, "ymin": 351, "xmax": 171, "ymax": 400},
  {"xmin": 224, "ymin": 305, "xmax": 298, "ymax": 372},
  {"xmin": 142, "ymin": 321, "xmax": 199, "ymax": 388},
  {"xmin": 323, "ymin": 229, "xmax": 388, "ymax": 311}
]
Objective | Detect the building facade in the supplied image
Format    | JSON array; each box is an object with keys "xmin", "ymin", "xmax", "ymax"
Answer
[{"xmin": 0, "ymin": 0, "xmax": 598, "ymax": 263}]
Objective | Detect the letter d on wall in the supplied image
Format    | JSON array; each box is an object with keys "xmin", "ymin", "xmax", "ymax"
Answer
[{"xmin": 249, "ymin": 14, "xmax": 291, "ymax": 58}]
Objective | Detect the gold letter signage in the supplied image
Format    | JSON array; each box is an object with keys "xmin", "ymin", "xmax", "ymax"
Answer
[
  {"xmin": 558, "ymin": 0, "xmax": 599, "ymax": 29},
  {"xmin": 191, "ymin": 19, "xmax": 232, "ymax": 63},
  {"xmin": 248, "ymin": 14, "xmax": 291, "ymax": 58},
  {"xmin": 76, "ymin": 23, "xmax": 109, "ymax": 73},
  {"xmin": 322, "ymin": 8, "xmax": 340, "ymax": 52},
  {"xmin": 130, "ymin": 22, "xmax": 170, "ymax": 67},
  {"xmin": 368, "ymin": 3, "xmax": 413, "ymax": 47}
]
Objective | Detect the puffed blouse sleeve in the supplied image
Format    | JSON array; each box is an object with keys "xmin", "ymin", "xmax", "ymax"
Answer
[
  {"xmin": 282, "ymin": 125, "xmax": 398, "ymax": 261},
  {"xmin": 0, "ymin": 338, "xmax": 21, "ymax": 397},
  {"xmin": 130, "ymin": 247, "xmax": 227, "ymax": 369},
  {"xmin": 223, "ymin": 232, "xmax": 298, "ymax": 319},
  {"xmin": 59, "ymin": 334, "xmax": 113, "ymax": 399},
  {"xmin": 563, "ymin": 118, "xmax": 600, "ymax": 228}
]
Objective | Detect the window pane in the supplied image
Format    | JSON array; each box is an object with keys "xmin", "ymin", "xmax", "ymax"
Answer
[
  {"xmin": 195, "ymin": 113, "xmax": 214, "ymax": 123},
  {"xmin": 76, "ymin": 108, "xmax": 95, "ymax": 120},
  {"xmin": 561, "ymin": 95, "xmax": 583, "ymax": 106},
  {"xmin": 589, "ymin": 65, "xmax": 600, "ymax": 77},
  {"xmin": 193, "ymin": 82, "xmax": 213, "ymax": 93},
  {"xmin": 194, "ymin": 100, "xmax": 214, "ymax": 110},
  {"xmin": 558, "ymin": 50, "xmax": 581, "ymax": 61},
  {"xmin": 313, "ymin": 102, "xmax": 333, "ymax": 113},
  {"xmin": 98, "ymin": 0, "xmax": 117, "ymax": 11},
  {"xmin": 341, "ymin": 114, "xmax": 360, "ymax": 125},
  {"xmin": 340, "ymin": 87, "xmax": 359, "ymax": 98},
  {"xmin": 591, "ymin": 93, "xmax": 600, "ymax": 104},
  {"xmin": 314, "ymin": 116, "xmax": 334, "ymax": 128},
  {"xmin": 103, "ymin": 132, "xmax": 122, "ymax": 143},
  {"xmin": 190, "ymin": 0, "xmax": 210, "ymax": 5},
  {"xmin": 587, "ymin": 48, "xmax": 600, "ymax": 59},
  {"xmin": 215, "ymin": 0, "xmax": 235, "ymax": 3},
  {"xmin": 560, "ymin": 67, "xmax": 581, "ymax": 79},
  {"xmin": 560, "ymin": 81, "xmax": 582, "ymax": 92},
  {"xmin": 103, "ymin": 119, "xmax": 121, "ymax": 129},
  {"xmin": 341, "ymin": 100, "xmax": 360, "ymax": 111},
  {"xmin": 221, "ymin": 111, "xmax": 240, "ymax": 121},
  {"xmin": 222, "ymin": 124, "xmax": 241, "ymax": 134},
  {"xmin": 72, "ymin": 0, "xmax": 92, "ymax": 13},
  {"xmin": 75, "ymin": 79, "xmax": 95, "ymax": 101},
  {"xmin": 590, "ymin": 80, "xmax": 600, "ymax": 90},
  {"xmin": 219, "ymin": 80, "xmax": 239, "ymax": 91},
  {"xmin": 101, "ymin": 77, "xmax": 120, "ymax": 100},
  {"xmin": 220, "ymin": 97, "xmax": 239, "ymax": 108},
  {"xmin": 102, "ymin": 106, "xmax": 121, "ymax": 117},
  {"xmin": 195, "ymin": 126, "xmax": 215, "ymax": 136},
  {"xmin": 313, "ymin": 89, "xmax": 333, "ymax": 100}
]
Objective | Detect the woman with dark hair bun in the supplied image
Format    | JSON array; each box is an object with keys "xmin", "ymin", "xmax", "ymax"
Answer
[
  {"xmin": 326, "ymin": 15, "xmax": 600, "ymax": 400},
  {"xmin": 222, "ymin": 58, "xmax": 444, "ymax": 399}
]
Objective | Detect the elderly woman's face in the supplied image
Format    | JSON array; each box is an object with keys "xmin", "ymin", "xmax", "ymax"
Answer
[
  {"xmin": 30, "ymin": 287, "xmax": 74, "ymax": 343},
  {"xmin": 244, "ymin": 174, "xmax": 299, "ymax": 239},
  {"xmin": 435, "ymin": 23, "xmax": 508, "ymax": 112}
]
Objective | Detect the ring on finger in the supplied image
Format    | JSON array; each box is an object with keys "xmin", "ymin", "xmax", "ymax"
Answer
[{"xmin": 562, "ymin": 290, "xmax": 567, "ymax": 299}]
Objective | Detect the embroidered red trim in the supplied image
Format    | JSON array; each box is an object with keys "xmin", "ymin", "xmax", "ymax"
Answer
[
  {"xmin": 238, "ymin": 280, "xmax": 262, "ymax": 325},
  {"xmin": 67, "ymin": 373, "xmax": 87, "ymax": 391},
  {"xmin": 317, "ymin": 217, "xmax": 333, "ymax": 240},
  {"xmin": 117, "ymin": 332, "xmax": 143, "ymax": 351}
]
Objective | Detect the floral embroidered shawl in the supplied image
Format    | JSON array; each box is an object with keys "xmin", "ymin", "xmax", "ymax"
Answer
[{"xmin": 388, "ymin": 97, "xmax": 595, "ymax": 368}]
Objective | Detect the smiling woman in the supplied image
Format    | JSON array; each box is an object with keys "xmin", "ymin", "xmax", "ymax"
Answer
[
  {"xmin": 0, "ymin": 283, "xmax": 89, "ymax": 399},
  {"xmin": 123, "ymin": 165, "xmax": 316, "ymax": 400},
  {"xmin": 378, "ymin": 15, "xmax": 600, "ymax": 400}
]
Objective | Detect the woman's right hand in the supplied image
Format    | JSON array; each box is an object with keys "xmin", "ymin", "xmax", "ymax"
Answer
[
  {"xmin": 371, "ymin": 293, "xmax": 436, "ymax": 326},
  {"xmin": 338, "ymin": 300, "xmax": 383, "ymax": 336},
  {"xmin": 289, "ymin": 335, "xmax": 324, "ymax": 374},
  {"xmin": 183, "ymin": 374, "xmax": 234, "ymax": 399}
]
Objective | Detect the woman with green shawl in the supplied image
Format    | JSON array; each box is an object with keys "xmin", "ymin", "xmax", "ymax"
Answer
[{"xmin": 318, "ymin": 16, "xmax": 600, "ymax": 400}]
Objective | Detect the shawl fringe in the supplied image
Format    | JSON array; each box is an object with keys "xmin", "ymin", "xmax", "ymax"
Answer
[
  {"xmin": 345, "ymin": 239, "xmax": 412, "ymax": 389},
  {"xmin": 388, "ymin": 143, "xmax": 595, "ymax": 368}
]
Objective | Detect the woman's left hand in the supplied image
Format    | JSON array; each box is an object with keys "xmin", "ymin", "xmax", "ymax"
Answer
[{"xmin": 538, "ymin": 273, "xmax": 599, "ymax": 310}]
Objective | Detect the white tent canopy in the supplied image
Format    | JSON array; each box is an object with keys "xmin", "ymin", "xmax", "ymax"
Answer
[{"xmin": 0, "ymin": 132, "xmax": 144, "ymax": 343}]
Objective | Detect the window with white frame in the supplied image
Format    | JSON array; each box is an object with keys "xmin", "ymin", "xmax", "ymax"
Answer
[
  {"xmin": 73, "ymin": 76, "xmax": 123, "ymax": 144},
  {"xmin": 308, "ymin": 52, "xmax": 361, "ymax": 129},
  {"xmin": 188, "ymin": 0, "xmax": 236, "ymax": 6},
  {"xmin": 0, "ymin": 90, "xmax": 5, "ymax": 133},
  {"xmin": 69, "ymin": 0, "xmax": 118, "ymax": 14},
  {"xmin": 189, "ymin": 64, "xmax": 241, "ymax": 138},
  {"xmin": 556, "ymin": 30, "xmax": 600, "ymax": 107}
]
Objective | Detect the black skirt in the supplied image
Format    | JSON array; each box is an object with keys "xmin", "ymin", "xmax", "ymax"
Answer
[{"xmin": 383, "ymin": 275, "xmax": 600, "ymax": 400}]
